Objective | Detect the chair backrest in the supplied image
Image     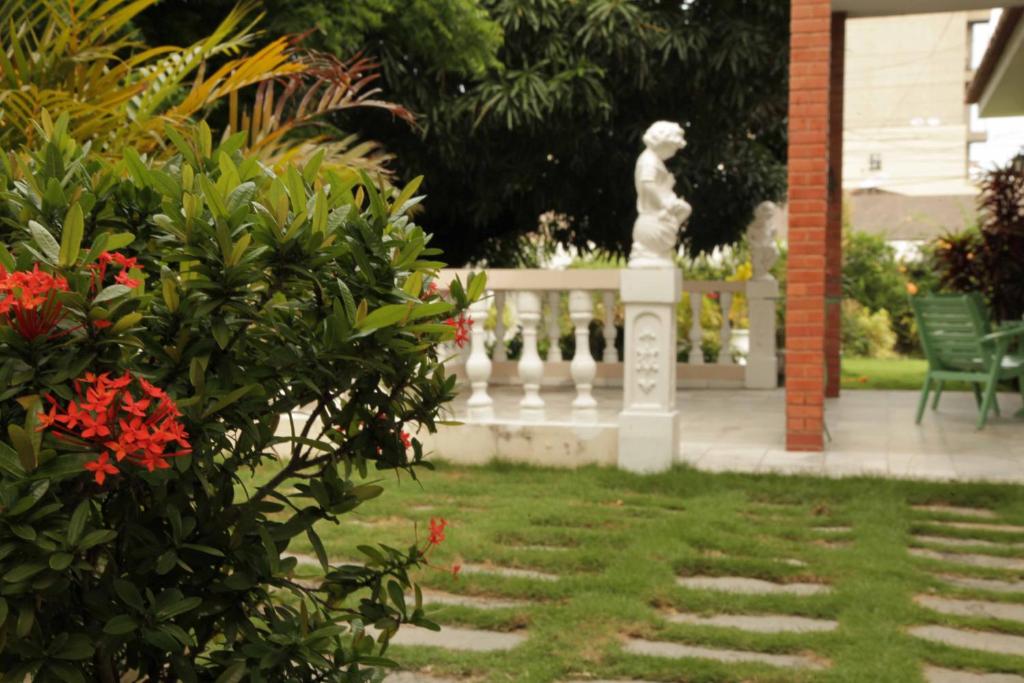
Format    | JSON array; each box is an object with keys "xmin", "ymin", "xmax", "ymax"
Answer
[{"xmin": 911, "ymin": 293, "xmax": 991, "ymax": 371}]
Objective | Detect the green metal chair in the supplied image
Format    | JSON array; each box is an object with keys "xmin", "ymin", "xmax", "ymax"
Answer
[{"xmin": 910, "ymin": 293, "xmax": 1024, "ymax": 429}]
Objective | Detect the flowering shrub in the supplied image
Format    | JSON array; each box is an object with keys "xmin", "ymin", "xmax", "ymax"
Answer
[{"xmin": 0, "ymin": 117, "xmax": 483, "ymax": 681}]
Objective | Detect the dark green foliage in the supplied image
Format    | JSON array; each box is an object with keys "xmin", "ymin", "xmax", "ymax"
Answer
[
  {"xmin": 0, "ymin": 119, "xmax": 482, "ymax": 681},
  {"xmin": 140, "ymin": 0, "xmax": 790, "ymax": 265},
  {"xmin": 933, "ymin": 152, "xmax": 1024, "ymax": 323},
  {"xmin": 843, "ymin": 231, "xmax": 918, "ymax": 354}
]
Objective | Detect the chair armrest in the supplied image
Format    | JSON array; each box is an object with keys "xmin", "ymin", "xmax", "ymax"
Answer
[{"xmin": 982, "ymin": 324, "xmax": 1024, "ymax": 345}]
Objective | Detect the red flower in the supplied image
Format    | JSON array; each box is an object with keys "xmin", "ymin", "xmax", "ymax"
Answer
[
  {"xmin": 444, "ymin": 314, "xmax": 473, "ymax": 348},
  {"xmin": 400, "ymin": 430, "xmax": 412, "ymax": 450},
  {"xmin": 428, "ymin": 517, "xmax": 448, "ymax": 546},
  {"xmin": 36, "ymin": 371, "xmax": 190, "ymax": 486},
  {"xmin": 84, "ymin": 453, "xmax": 118, "ymax": 485},
  {"xmin": 92, "ymin": 319, "xmax": 112, "ymax": 329},
  {"xmin": 0, "ymin": 265, "xmax": 70, "ymax": 340},
  {"xmin": 114, "ymin": 271, "xmax": 141, "ymax": 289},
  {"xmin": 451, "ymin": 563, "xmax": 462, "ymax": 578}
]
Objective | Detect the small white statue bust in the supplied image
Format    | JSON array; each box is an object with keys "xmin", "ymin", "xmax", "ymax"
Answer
[
  {"xmin": 748, "ymin": 201, "xmax": 779, "ymax": 281},
  {"xmin": 629, "ymin": 121, "xmax": 691, "ymax": 268}
]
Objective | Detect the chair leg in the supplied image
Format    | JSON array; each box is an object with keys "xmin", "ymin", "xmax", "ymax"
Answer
[
  {"xmin": 916, "ymin": 375, "xmax": 932, "ymax": 424},
  {"xmin": 931, "ymin": 380, "xmax": 944, "ymax": 410},
  {"xmin": 972, "ymin": 383, "xmax": 983, "ymax": 407},
  {"xmin": 1016, "ymin": 376, "xmax": 1024, "ymax": 418},
  {"xmin": 977, "ymin": 369, "xmax": 1001, "ymax": 430}
]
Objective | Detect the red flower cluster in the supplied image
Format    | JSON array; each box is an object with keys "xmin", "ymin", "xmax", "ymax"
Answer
[
  {"xmin": 0, "ymin": 265, "xmax": 69, "ymax": 340},
  {"xmin": 444, "ymin": 314, "xmax": 473, "ymax": 348},
  {"xmin": 37, "ymin": 372, "xmax": 191, "ymax": 485},
  {"xmin": 91, "ymin": 251, "xmax": 141, "ymax": 290},
  {"xmin": 428, "ymin": 517, "xmax": 448, "ymax": 546}
]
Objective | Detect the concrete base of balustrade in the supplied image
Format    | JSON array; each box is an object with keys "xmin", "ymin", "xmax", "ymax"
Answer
[
  {"xmin": 421, "ymin": 419, "xmax": 618, "ymax": 468},
  {"xmin": 450, "ymin": 361, "xmax": 747, "ymax": 389}
]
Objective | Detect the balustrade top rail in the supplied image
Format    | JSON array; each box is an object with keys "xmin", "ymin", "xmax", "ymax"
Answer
[{"xmin": 439, "ymin": 268, "xmax": 746, "ymax": 294}]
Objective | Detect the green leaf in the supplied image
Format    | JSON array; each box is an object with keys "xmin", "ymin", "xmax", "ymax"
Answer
[
  {"xmin": 67, "ymin": 501, "xmax": 89, "ymax": 547},
  {"xmin": 28, "ymin": 221, "xmax": 60, "ymax": 262},
  {"xmin": 211, "ymin": 319, "xmax": 230, "ymax": 349},
  {"xmin": 8, "ymin": 424, "xmax": 36, "ymax": 472},
  {"xmin": 103, "ymin": 614, "xmax": 138, "ymax": 635},
  {"xmin": 0, "ymin": 243, "xmax": 15, "ymax": 271},
  {"xmin": 54, "ymin": 633, "xmax": 93, "ymax": 661},
  {"xmin": 102, "ymin": 233, "xmax": 136, "ymax": 251},
  {"xmin": 59, "ymin": 203, "xmax": 84, "ymax": 267},
  {"xmin": 77, "ymin": 529, "xmax": 116, "ymax": 550},
  {"xmin": 306, "ymin": 529, "xmax": 328, "ymax": 570},
  {"xmin": 114, "ymin": 579, "xmax": 145, "ymax": 612},
  {"xmin": 214, "ymin": 662, "xmax": 246, "ymax": 683},
  {"xmin": 156, "ymin": 596, "xmax": 202, "ymax": 620},
  {"xmin": 0, "ymin": 441, "xmax": 24, "ymax": 479},
  {"xmin": 5, "ymin": 562, "xmax": 46, "ymax": 583},
  {"xmin": 48, "ymin": 552, "xmax": 73, "ymax": 571},
  {"xmin": 92, "ymin": 284, "xmax": 133, "ymax": 304},
  {"xmin": 391, "ymin": 176, "xmax": 424, "ymax": 216},
  {"xmin": 357, "ymin": 303, "xmax": 413, "ymax": 331},
  {"xmin": 0, "ymin": 598, "xmax": 7, "ymax": 626},
  {"xmin": 201, "ymin": 384, "xmax": 258, "ymax": 419}
]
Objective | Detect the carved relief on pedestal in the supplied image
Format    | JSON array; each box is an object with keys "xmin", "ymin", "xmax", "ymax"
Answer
[{"xmin": 633, "ymin": 313, "xmax": 662, "ymax": 395}]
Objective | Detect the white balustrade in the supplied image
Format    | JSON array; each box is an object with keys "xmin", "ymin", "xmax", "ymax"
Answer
[
  {"xmin": 492, "ymin": 291, "xmax": 507, "ymax": 362},
  {"xmin": 516, "ymin": 291, "xmax": 545, "ymax": 416},
  {"xmin": 717, "ymin": 292, "xmax": 733, "ymax": 366},
  {"xmin": 464, "ymin": 297, "xmax": 494, "ymax": 419},
  {"xmin": 688, "ymin": 293, "xmax": 704, "ymax": 365},
  {"xmin": 568, "ymin": 290, "xmax": 598, "ymax": 416},
  {"xmin": 546, "ymin": 291, "xmax": 563, "ymax": 361},
  {"xmin": 602, "ymin": 291, "xmax": 618, "ymax": 363}
]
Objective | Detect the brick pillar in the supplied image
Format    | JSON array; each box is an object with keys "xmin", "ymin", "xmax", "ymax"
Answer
[
  {"xmin": 825, "ymin": 13, "xmax": 845, "ymax": 399},
  {"xmin": 785, "ymin": 0, "xmax": 832, "ymax": 452}
]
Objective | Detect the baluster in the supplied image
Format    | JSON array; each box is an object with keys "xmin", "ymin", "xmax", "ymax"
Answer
[
  {"xmin": 688, "ymin": 292, "xmax": 704, "ymax": 365},
  {"xmin": 717, "ymin": 291, "xmax": 733, "ymax": 366},
  {"xmin": 492, "ymin": 291, "xmax": 507, "ymax": 362},
  {"xmin": 546, "ymin": 291, "xmax": 563, "ymax": 361},
  {"xmin": 517, "ymin": 291, "xmax": 545, "ymax": 416},
  {"xmin": 569, "ymin": 290, "xmax": 598, "ymax": 416},
  {"xmin": 602, "ymin": 291, "xmax": 618, "ymax": 362},
  {"xmin": 465, "ymin": 297, "xmax": 494, "ymax": 419}
]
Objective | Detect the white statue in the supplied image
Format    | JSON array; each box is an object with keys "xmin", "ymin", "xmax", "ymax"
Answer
[
  {"xmin": 748, "ymin": 201, "xmax": 780, "ymax": 281},
  {"xmin": 629, "ymin": 121, "xmax": 691, "ymax": 268}
]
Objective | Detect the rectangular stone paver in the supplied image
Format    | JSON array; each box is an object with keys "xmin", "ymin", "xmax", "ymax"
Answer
[
  {"xmin": 677, "ymin": 576, "xmax": 831, "ymax": 596},
  {"xmin": 937, "ymin": 574, "xmax": 1024, "ymax": 594},
  {"xmin": 460, "ymin": 563, "xmax": 559, "ymax": 582},
  {"xmin": 913, "ymin": 505, "xmax": 998, "ymax": 519},
  {"xmin": 391, "ymin": 625, "xmax": 526, "ymax": 652},
  {"xmin": 924, "ymin": 666, "xmax": 1024, "ymax": 683},
  {"xmin": 667, "ymin": 611, "xmax": 837, "ymax": 633},
  {"xmin": 914, "ymin": 535, "xmax": 1024, "ymax": 550},
  {"xmin": 915, "ymin": 595, "xmax": 1024, "ymax": 623},
  {"xmin": 910, "ymin": 548, "xmax": 1024, "ymax": 571},
  {"xmin": 414, "ymin": 589, "xmax": 529, "ymax": 610},
  {"xmin": 624, "ymin": 638, "xmax": 827, "ymax": 670},
  {"xmin": 940, "ymin": 522, "xmax": 1024, "ymax": 534},
  {"xmin": 385, "ymin": 675, "xmax": 464, "ymax": 683},
  {"xmin": 909, "ymin": 625, "xmax": 1024, "ymax": 657}
]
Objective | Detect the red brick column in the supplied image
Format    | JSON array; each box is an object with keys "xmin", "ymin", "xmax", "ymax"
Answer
[
  {"xmin": 785, "ymin": 0, "xmax": 832, "ymax": 451},
  {"xmin": 825, "ymin": 13, "xmax": 845, "ymax": 399}
]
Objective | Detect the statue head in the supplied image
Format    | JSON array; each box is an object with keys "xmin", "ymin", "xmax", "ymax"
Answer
[
  {"xmin": 749, "ymin": 201, "xmax": 778, "ymax": 242},
  {"xmin": 642, "ymin": 121, "xmax": 686, "ymax": 160}
]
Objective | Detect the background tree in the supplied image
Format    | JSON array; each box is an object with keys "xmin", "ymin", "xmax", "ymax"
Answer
[{"xmin": 140, "ymin": 0, "xmax": 789, "ymax": 265}]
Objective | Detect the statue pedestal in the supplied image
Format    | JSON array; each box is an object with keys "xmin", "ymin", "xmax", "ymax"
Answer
[
  {"xmin": 617, "ymin": 268, "xmax": 682, "ymax": 473},
  {"xmin": 745, "ymin": 278, "xmax": 779, "ymax": 389}
]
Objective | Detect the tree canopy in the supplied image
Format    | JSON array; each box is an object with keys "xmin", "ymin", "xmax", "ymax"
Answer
[{"xmin": 141, "ymin": 0, "xmax": 790, "ymax": 265}]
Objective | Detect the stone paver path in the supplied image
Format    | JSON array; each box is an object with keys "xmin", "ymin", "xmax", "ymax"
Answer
[
  {"xmin": 910, "ymin": 548, "xmax": 1024, "ymax": 571},
  {"xmin": 924, "ymin": 667, "xmax": 1024, "ymax": 683},
  {"xmin": 677, "ymin": 575, "xmax": 831, "ymax": 596},
  {"xmin": 939, "ymin": 522, "xmax": 1024, "ymax": 534},
  {"xmin": 385, "ymin": 674, "xmax": 464, "ymax": 683},
  {"xmin": 667, "ymin": 611, "xmax": 837, "ymax": 633},
  {"xmin": 813, "ymin": 526, "xmax": 852, "ymax": 533},
  {"xmin": 914, "ymin": 535, "xmax": 1024, "ymax": 550},
  {"xmin": 915, "ymin": 595, "xmax": 1024, "ymax": 622},
  {"xmin": 909, "ymin": 625, "xmax": 1024, "ymax": 657},
  {"xmin": 913, "ymin": 505, "xmax": 998, "ymax": 519},
  {"xmin": 390, "ymin": 625, "xmax": 527, "ymax": 652},
  {"xmin": 937, "ymin": 573, "xmax": 1024, "ymax": 594},
  {"xmin": 459, "ymin": 563, "xmax": 559, "ymax": 581},
  {"xmin": 415, "ymin": 589, "xmax": 529, "ymax": 610},
  {"xmin": 624, "ymin": 638, "xmax": 827, "ymax": 670}
]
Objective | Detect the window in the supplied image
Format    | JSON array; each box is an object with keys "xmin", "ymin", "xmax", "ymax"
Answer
[{"xmin": 869, "ymin": 153, "xmax": 882, "ymax": 172}]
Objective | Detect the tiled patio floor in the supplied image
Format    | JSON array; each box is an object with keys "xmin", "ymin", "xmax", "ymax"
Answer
[
  {"xmin": 679, "ymin": 388, "xmax": 1024, "ymax": 483},
  {"xmin": 437, "ymin": 387, "xmax": 1024, "ymax": 483}
]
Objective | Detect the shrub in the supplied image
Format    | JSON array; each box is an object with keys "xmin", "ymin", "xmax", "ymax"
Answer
[
  {"xmin": 841, "ymin": 299, "xmax": 897, "ymax": 359},
  {"xmin": 842, "ymin": 230, "xmax": 920, "ymax": 353},
  {"xmin": 0, "ymin": 119, "xmax": 480, "ymax": 681},
  {"xmin": 933, "ymin": 152, "xmax": 1024, "ymax": 322}
]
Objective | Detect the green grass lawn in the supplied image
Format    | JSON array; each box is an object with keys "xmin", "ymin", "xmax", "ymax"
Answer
[
  {"xmin": 841, "ymin": 356, "xmax": 932, "ymax": 391},
  {"xmin": 267, "ymin": 462, "xmax": 1024, "ymax": 682}
]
